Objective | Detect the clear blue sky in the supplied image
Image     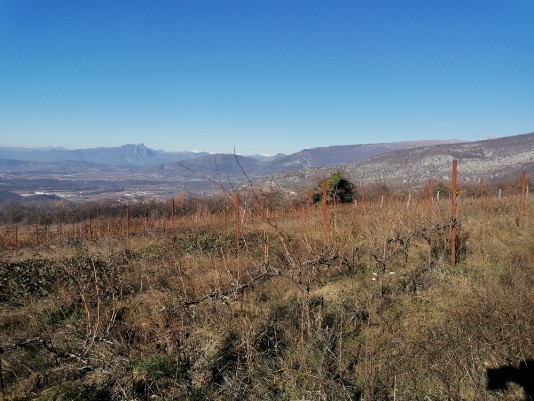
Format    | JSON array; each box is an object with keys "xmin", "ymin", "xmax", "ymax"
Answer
[{"xmin": 1, "ymin": 0, "xmax": 533, "ymax": 154}]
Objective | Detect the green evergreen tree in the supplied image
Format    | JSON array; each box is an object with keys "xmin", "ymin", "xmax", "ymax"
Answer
[{"xmin": 313, "ymin": 171, "xmax": 355, "ymax": 203}]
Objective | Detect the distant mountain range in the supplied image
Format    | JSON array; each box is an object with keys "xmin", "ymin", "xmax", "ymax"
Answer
[
  {"xmin": 151, "ymin": 139, "xmax": 463, "ymax": 178},
  {"xmin": 0, "ymin": 140, "xmax": 459, "ymax": 170},
  {"xmin": 1, "ymin": 134, "xmax": 532, "ymax": 201},
  {"xmin": 0, "ymin": 144, "xmax": 211, "ymax": 166}
]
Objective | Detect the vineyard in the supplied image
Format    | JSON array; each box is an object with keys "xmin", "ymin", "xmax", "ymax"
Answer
[{"xmin": 0, "ymin": 167, "xmax": 533, "ymax": 400}]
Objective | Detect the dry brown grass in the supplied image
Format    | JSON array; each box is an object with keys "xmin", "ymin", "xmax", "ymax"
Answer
[{"xmin": 0, "ymin": 190, "xmax": 533, "ymax": 400}]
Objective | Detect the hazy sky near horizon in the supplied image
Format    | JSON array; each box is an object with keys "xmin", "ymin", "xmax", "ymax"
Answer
[{"xmin": 1, "ymin": 1, "xmax": 533, "ymax": 154}]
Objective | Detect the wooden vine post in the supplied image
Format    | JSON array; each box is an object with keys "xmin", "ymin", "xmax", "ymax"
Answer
[
  {"xmin": 125, "ymin": 205, "xmax": 129, "ymax": 247},
  {"xmin": 427, "ymin": 179, "xmax": 433, "ymax": 213},
  {"xmin": 361, "ymin": 185, "xmax": 366, "ymax": 214},
  {"xmin": 518, "ymin": 171, "xmax": 527, "ymax": 227},
  {"xmin": 14, "ymin": 225, "xmax": 18, "ymax": 255},
  {"xmin": 322, "ymin": 179, "xmax": 327, "ymax": 244},
  {"xmin": 236, "ymin": 192, "xmax": 241, "ymax": 246},
  {"xmin": 271, "ymin": 190, "xmax": 275, "ymax": 218},
  {"xmin": 479, "ymin": 178, "xmax": 484, "ymax": 211},
  {"xmin": 172, "ymin": 197, "xmax": 175, "ymax": 240},
  {"xmin": 450, "ymin": 160, "xmax": 458, "ymax": 267},
  {"xmin": 236, "ymin": 192, "xmax": 241, "ymax": 282},
  {"xmin": 88, "ymin": 212, "xmax": 92, "ymax": 241}
]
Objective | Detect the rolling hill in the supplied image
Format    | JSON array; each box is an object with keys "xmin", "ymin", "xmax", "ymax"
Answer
[
  {"xmin": 344, "ymin": 132, "xmax": 534, "ymax": 184},
  {"xmin": 267, "ymin": 132, "xmax": 534, "ymax": 190},
  {"xmin": 260, "ymin": 140, "xmax": 463, "ymax": 173}
]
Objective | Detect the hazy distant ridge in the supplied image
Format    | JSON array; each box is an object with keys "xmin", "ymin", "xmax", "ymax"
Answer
[
  {"xmin": 0, "ymin": 144, "xmax": 210, "ymax": 166},
  {"xmin": 0, "ymin": 140, "xmax": 460, "ymax": 173}
]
